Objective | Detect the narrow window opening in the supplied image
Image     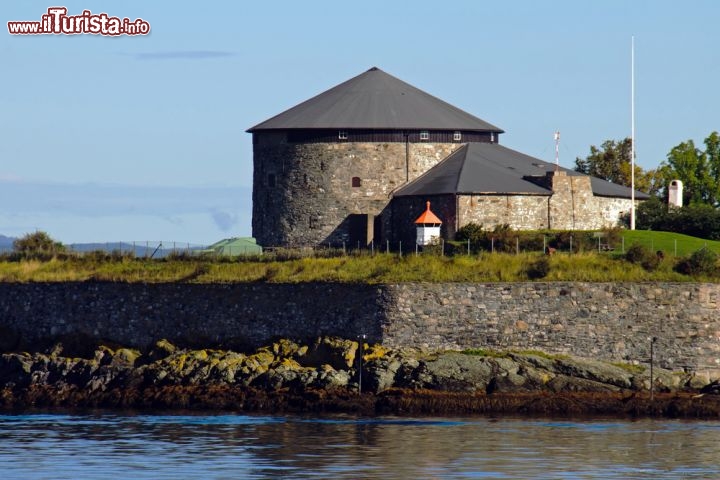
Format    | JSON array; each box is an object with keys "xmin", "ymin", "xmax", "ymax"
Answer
[
  {"xmin": 352, "ymin": 177, "xmax": 362, "ymax": 187},
  {"xmin": 453, "ymin": 131, "xmax": 462, "ymax": 141},
  {"xmin": 420, "ymin": 130, "xmax": 429, "ymax": 141}
]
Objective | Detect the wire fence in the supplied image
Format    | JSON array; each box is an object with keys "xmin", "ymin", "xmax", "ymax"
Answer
[
  {"xmin": 63, "ymin": 241, "xmax": 209, "ymax": 259},
  {"xmin": 3, "ymin": 234, "xmax": 719, "ymax": 260},
  {"xmin": 273, "ymin": 233, "xmax": 720, "ymax": 259}
]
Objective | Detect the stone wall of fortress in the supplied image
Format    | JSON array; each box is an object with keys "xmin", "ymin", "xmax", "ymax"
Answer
[
  {"xmin": 252, "ymin": 135, "xmax": 463, "ymax": 247},
  {"xmin": 2, "ymin": 282, "xmax": 718, "ymax": 379}
]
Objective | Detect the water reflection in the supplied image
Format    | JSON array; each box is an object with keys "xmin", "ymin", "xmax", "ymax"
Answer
[{"xmin": 0, "ymin": 413, "xmax": 719, "ymax": 479}]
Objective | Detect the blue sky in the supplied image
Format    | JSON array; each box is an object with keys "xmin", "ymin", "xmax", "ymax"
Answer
[{"xmin": 2, "ymin": 1, "xmax": 719, "ymax": 244}]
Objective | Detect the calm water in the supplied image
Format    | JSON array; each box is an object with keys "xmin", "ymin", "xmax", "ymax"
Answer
[{"xmin": 0, "ymin": 413, "xmax": 719, "ymax": 479}]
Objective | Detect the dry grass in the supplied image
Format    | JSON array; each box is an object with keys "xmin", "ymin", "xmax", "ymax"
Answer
[{"xmin": 0, "ymin": 251, "xmax": 712, "ymax": 284}]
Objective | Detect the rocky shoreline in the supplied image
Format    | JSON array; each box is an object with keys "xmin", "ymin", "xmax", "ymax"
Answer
[{"xmin": 2, "ymin": 337, "xmax": 719, "ymax": 418}]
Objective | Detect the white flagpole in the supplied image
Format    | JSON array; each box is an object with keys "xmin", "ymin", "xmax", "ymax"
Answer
[{"xmin": 630, "ymin": 35, "xmax": 636, "ymax": 230}]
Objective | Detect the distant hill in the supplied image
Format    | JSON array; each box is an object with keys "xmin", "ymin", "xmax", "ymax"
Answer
[
  {"xmin": 66, "ymin": 242, "xmax": 206, "ymax": 258},
  {"xmin": 0, "ymin": 235, "xmax": 16, "ymax": 252},
  {"xmin": 0, "ymin": 236, "xmax": 205, "ymax": 258}
]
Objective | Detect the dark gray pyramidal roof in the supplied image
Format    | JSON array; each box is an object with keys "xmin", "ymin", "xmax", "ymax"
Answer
[
  {"xmin": 247, "ymin": 67, "xmax": 504, "ymax": 132},
  {"xmin": 394, "ymin": 143, "xmax": 650, "ymax": 200}
]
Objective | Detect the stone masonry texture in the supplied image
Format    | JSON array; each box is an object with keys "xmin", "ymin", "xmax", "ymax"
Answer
[
  {"xmin": 2, "ymin": 282, "xmax": 718, "ymax": 379},
  {"xmin": 252, "ymin": 135, "xmax": 639, "ymax": 249},
  {"xmin": 252, "ymin": 135, "xmax": 462, "ymax": 247}
]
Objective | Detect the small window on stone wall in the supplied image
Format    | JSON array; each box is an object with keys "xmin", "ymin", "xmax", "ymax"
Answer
[
  {"xmin": 352, "ymin": 177, "xmax": 362, "ymax": 187},
  {"xmin": 420, "ymin": 130, "xmax": 429, "ymax": 141},
  {"xmin": 267, "ymin": 173, "xmax": 276, "ymax": 187}
]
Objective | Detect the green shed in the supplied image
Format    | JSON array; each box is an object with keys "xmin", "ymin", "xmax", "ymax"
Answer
[{"xmin": 201, "ymin": 237, "xmax": 262, "ymax": 256}]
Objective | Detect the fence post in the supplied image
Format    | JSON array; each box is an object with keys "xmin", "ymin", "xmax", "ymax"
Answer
[
  {"xmin": 386, "ymin": 240, "xmax": 389, "ymax": 254},
  {"xmin": 622, "ymin": 236, "xmax": 625, "ymax": 254},
  {"xmin": 399, "ymin": 241, "xmax": 402, "ymax": 258},
  {"xmin": 415, "ymin": 243, "xmax": 418, "ymax": 256},
  {"xmin": 467, "ymin": 238, "xmax": 470, "ymax": 256},
  {"xmin": 543, "ymin": 235, "xmax": 546, "ymax": 254},
  {"xmin": 441, "ymin": 238, "xmax": 445, "ymax": 256},
  {"xmin": 516, "ymin": 237, "xmax": 519, "ymax": 255},
  {"xmin": 674, "ymin": 239, "xmax": 677, "ymax": 257},
  {"xmin": 491, "ymin": 237, "xmax": 495, "ymax": 254},
  {"xmin": 371, "ymin": 240, "xmax": 374, "ymax": 256},
  {"xmin": 650, "ymin": 336, "xmax": 657, "ymax": 402},
  {"xmin": 569, "ymin": 235, "xmax": 573, "ymax": 254}
]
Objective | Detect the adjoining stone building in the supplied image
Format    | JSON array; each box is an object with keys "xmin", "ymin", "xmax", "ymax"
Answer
[{"xmin": 248, "ymin": 67, "xmax": 647, "ymax": 248}]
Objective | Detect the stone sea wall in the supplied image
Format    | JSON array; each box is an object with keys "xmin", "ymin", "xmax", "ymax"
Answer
[
  {"xmin": 381, "ymin": 283, "xmax": 720, "ymax": 379},
  {"xmin": 1, "ymin": 282, "xmax": 719, "ymax": 379},
  {"xmin": 0, "ymin": 283, "xmax": 383, "ymax": 351}
]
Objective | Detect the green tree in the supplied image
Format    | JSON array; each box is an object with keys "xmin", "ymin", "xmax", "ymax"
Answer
[
  {"xmin": 661, "ymin": 132, "xmax": 720, "ymax": 205},
  {"xmin": 13, "ymin": 231, "xmax": 65, "ymax": 258},
  {"xmin": 705, "ymin": 131, "xmax": 720, "ymax": 201},
  {"xmin": 575, "ymin": 137, "xmax": 663, "ymax": 195},
  {"xmin": 665, "ymin": 140, "xmax": 709, "ymax": 204},
  {"xmin": 634, "ymin": 196, "xmax": 667, "ymax": 230},
  {"xmin": 575, "ymin": 138, "xmax": 633, "ymax": 186}
]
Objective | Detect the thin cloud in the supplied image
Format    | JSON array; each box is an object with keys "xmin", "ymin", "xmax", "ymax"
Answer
[
  {"xmin": 133, "ymin": 51, "xmax": 235, "ymax": 61},
  {"xmin": 0, "ymin": 173, "xmax": 21, "ymax": 182},
  {"xmin": 0, "ymin": 180, "xmax": 250, "ymax": 218},
  {"xmin": 211, "ymin": 210, "xmax": 239, "ymax": 232}
]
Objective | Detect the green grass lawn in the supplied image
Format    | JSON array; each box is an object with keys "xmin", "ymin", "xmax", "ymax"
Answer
[{"xmin": 613, "ymin": 230, "xmax": 720, "ymax": 257}]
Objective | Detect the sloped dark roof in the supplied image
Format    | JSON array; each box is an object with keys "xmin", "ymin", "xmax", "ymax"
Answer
[
  {"xmin": 247, "ymin": 67, "xmax": 503, "ymax": 132},
  {"xmin": 394, "ymin": 143, "xmax": 650, "ymax": 200}
]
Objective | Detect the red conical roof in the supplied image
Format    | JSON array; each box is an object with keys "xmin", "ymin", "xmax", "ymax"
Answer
[{"xmin": 414, "ymin": 201, "xmax": 442, "ymax": 224}]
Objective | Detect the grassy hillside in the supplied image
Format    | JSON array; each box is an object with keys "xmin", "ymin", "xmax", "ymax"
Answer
[
  {"xmin": 615, "ymin": 230, "xmax": 720, "ymax": 257},
  {"xmin": 0, "ymin": 251, "xmax": 705, "ymax": 283}
]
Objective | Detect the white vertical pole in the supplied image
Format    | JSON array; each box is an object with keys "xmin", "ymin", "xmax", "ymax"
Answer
[
  {"xmin": 630, "ymin": 35, "xmax": 636, "ymax": 230},
  {"xmin": 554, "ymin": 131, "xmax": 560, "ymax": 172}
]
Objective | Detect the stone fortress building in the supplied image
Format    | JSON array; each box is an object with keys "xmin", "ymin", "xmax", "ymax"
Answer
[{"xmin": 248, "ymin": 67, "xmax": 647, "ymax": 248}]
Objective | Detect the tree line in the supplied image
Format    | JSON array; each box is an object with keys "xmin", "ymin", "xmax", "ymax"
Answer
[
  {"xmin": 575, "ymin": 131, "xmax": 720, "ymax": 239},
  {"xmin": 575, "ymin": 131, "xmax": 720, "ymax": 205}
]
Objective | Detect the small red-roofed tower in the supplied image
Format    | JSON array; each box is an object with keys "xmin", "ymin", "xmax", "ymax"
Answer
[{"xmin": 414, "ymin": 201, "xmax": 442, "ymax": 246}]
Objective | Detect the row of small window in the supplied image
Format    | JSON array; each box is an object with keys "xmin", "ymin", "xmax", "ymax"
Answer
[
  {"xmin": 267, "ymin": 174, "xmax": 362, "ymax": 188},
  {"xmin": 338, "ymin": 130, "xmax": 463, "ymax": 141}
]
